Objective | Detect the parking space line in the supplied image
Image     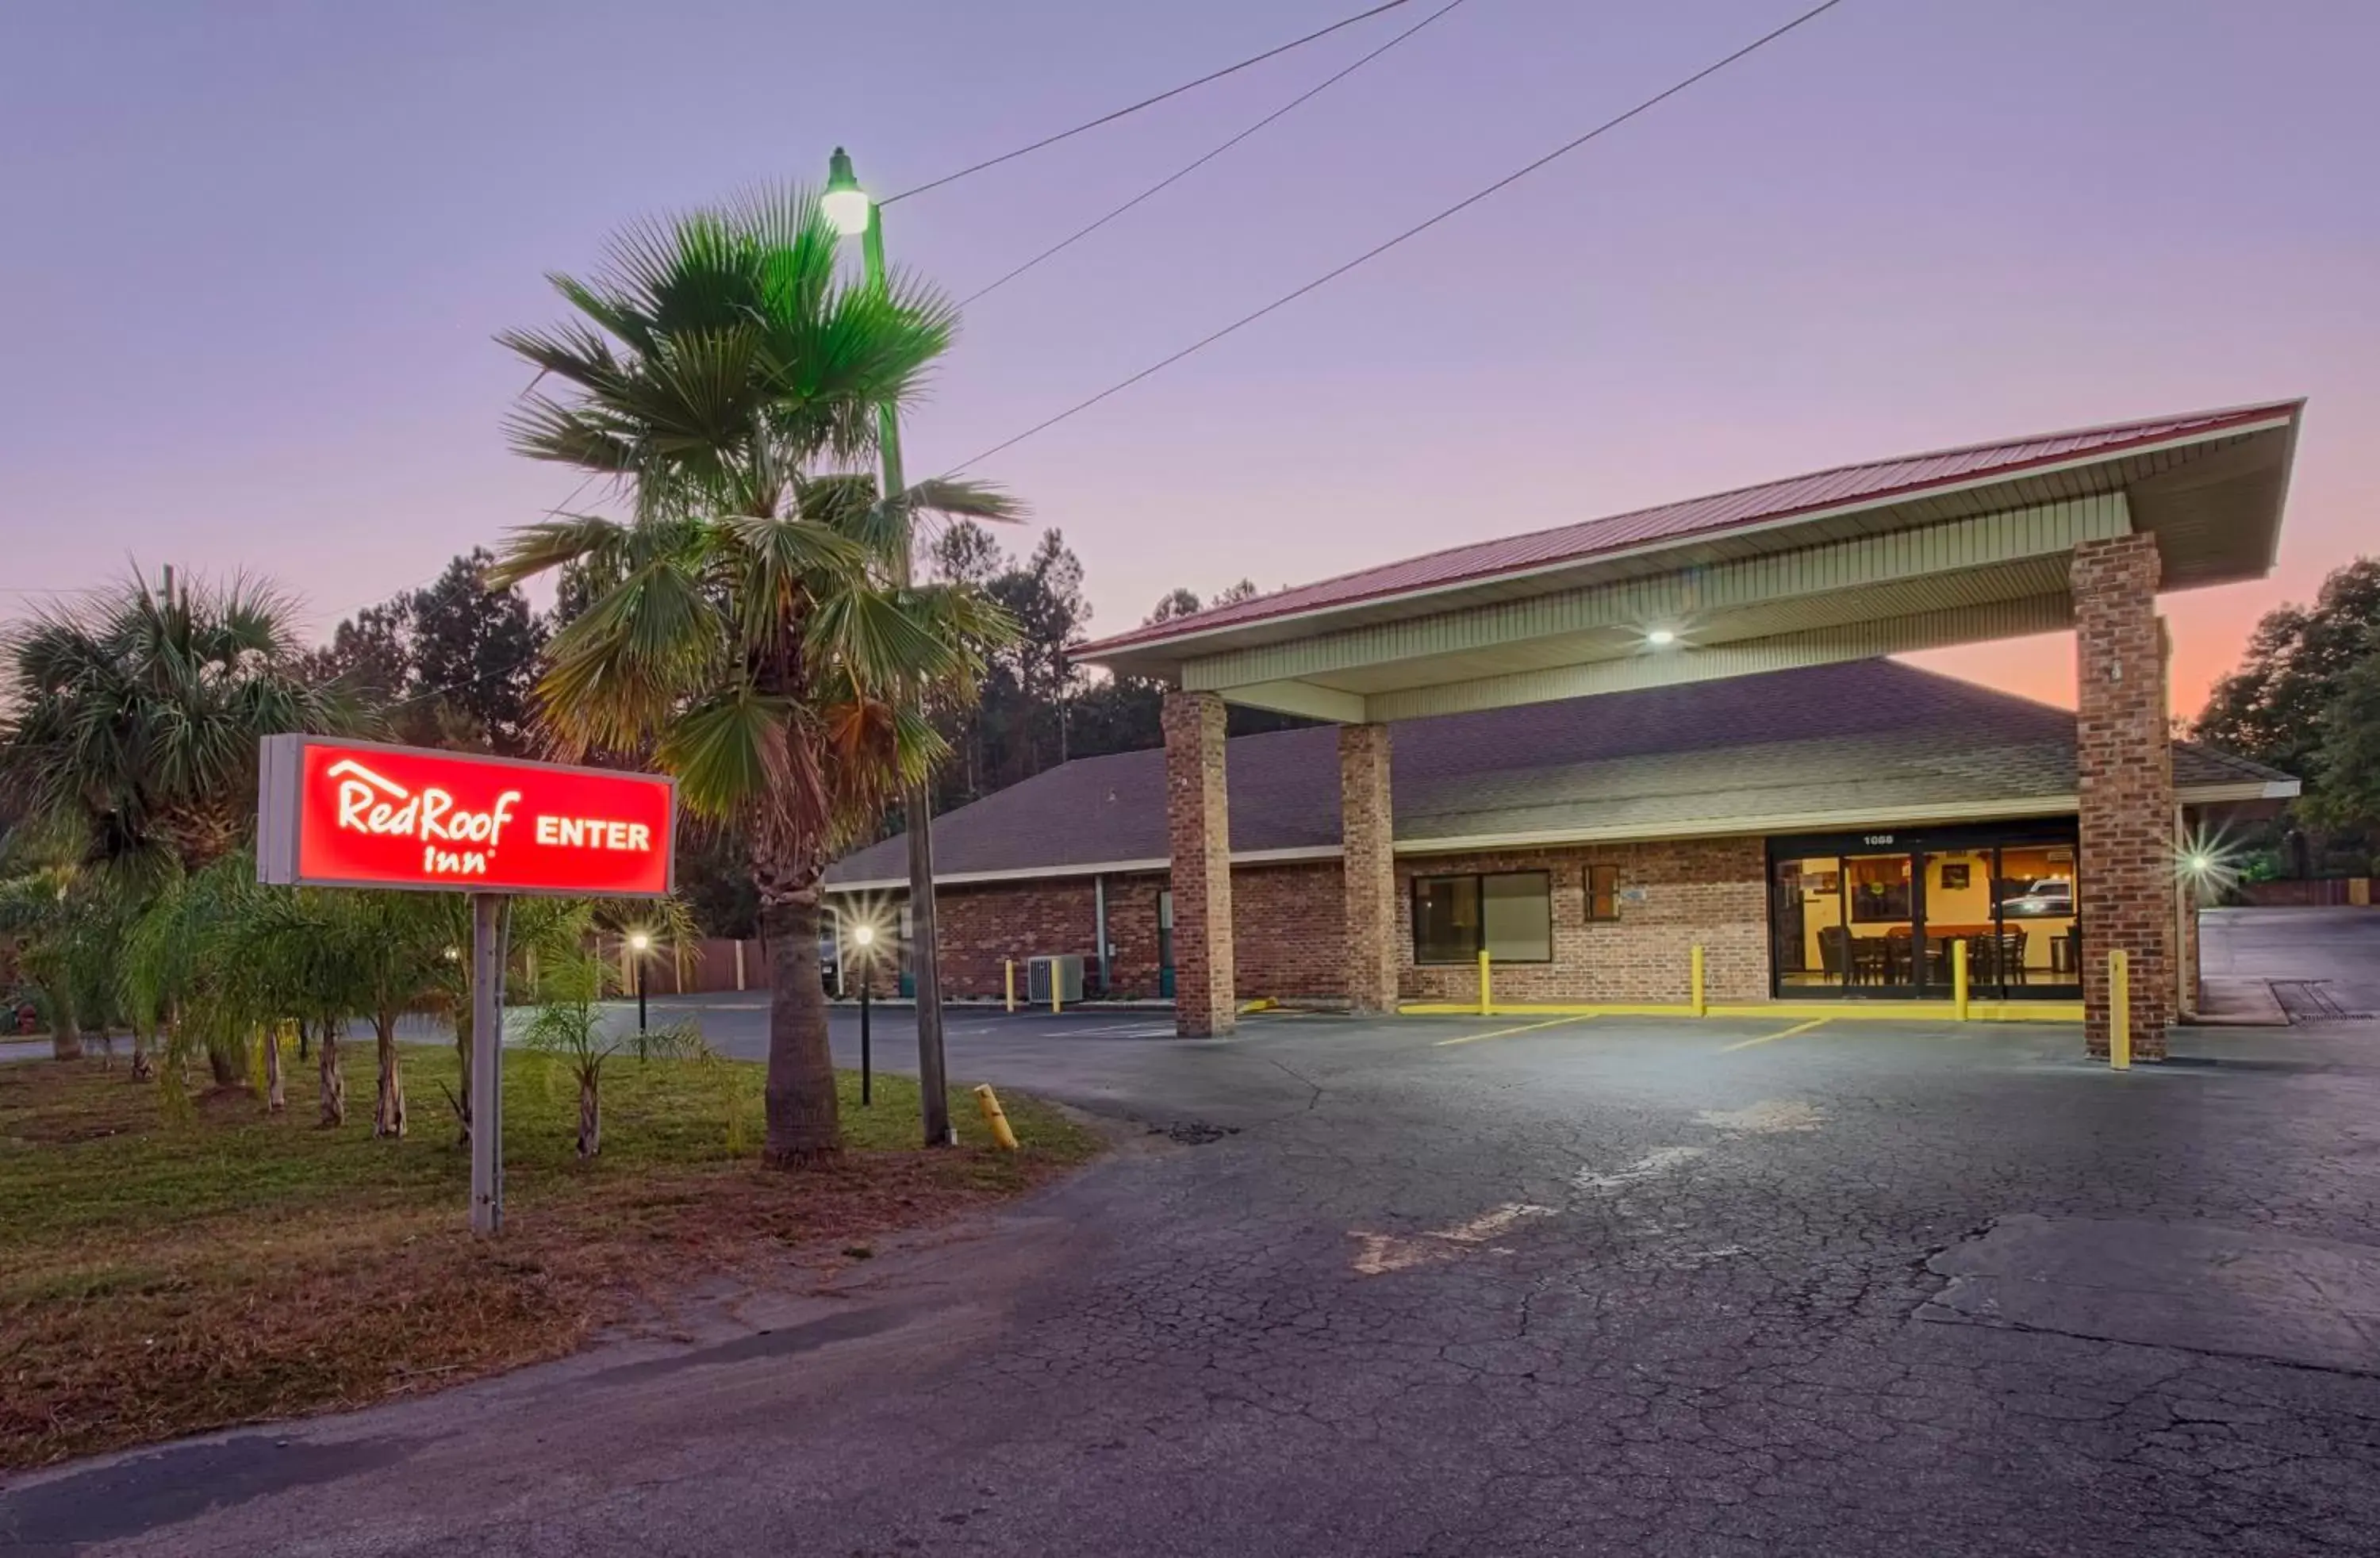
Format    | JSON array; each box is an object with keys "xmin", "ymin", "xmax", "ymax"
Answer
[
  {"xmin": 1435, "ymin": 1015, "xmax": 1597, "ymax": 1047},
  {"xmin": 1722, "ymin": 1018, "xmax": 1830, "ymax": 1052}
]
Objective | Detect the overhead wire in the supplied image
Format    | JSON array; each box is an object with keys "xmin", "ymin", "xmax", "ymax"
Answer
[
  {"xmin": 942, "ymin": 0, "xmax": 1852, "ymax": 476},
  {"xmin": 882, "ymin": 0, "xmax": 1423, "ymax": 204},
  {"xmin": 958, "ymin": 0, "xmax": 1480, "ymax": 309}
]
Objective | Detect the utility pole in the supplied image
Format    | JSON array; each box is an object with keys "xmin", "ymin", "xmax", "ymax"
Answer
[{"xmin": 826, "ymin": 148, "xmax": 953, "ymax": 1146}]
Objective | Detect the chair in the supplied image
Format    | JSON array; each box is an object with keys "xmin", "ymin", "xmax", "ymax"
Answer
[
  {"xmin": 1818, "ymin": 925, "xmax": 1851, "ymax": 984},
  {"xmin": 1964, "ymin": 933, "xmax": 1998, "ymax": 987},
  {"xmin": 1882, "ymin": 928, "xmax": 1915, "ymax": 986},
  {"xmin": 1849, "ymin": 937, "xmax": 1890, "ymax": 987},
  {"xmin": 1996, "ymin": 929, "xmax": 2029, "ymax": 987}
]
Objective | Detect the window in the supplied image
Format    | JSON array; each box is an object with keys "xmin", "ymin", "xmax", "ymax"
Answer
[
  {"xmin": 1586, "ymin": 865, "xmax": 1620, "ymax": 922},
  {"xmin": 1412, "ymin": 871, "xmax": 1553, "ymax": 963}
]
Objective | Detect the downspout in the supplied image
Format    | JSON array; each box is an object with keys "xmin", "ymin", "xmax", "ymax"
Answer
[{"xmin": 1093, "ymin": 874, "xmax": 1110, "ymax": 996}]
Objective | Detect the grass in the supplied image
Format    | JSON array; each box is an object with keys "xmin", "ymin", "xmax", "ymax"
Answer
[{"xmin": 0, "ymin": 1042, "xmax": 1101, "ymax": 1470}]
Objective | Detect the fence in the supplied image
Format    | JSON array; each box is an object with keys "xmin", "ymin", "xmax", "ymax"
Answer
[{"xmin": 596, "ymin": 935, "xmax": 772, "ymax": 997}]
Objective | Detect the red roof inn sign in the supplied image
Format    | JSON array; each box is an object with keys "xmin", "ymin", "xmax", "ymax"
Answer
[
  {"xmin": 258, "ymin": 736, "xmax": 674, "ymax": 1238},
  {"xmin": 259, "ymin": 736, "xmax": 674, "ymax": 896}
]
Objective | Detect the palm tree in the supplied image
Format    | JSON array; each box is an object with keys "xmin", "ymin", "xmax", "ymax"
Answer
[
  {"xmin": 0, "ymin": 570, "xmax": 363, "ymax": 1080},
  {"xmin": 490, "ymin": 186, "xmax": 1015, "ymax": 1166},
  {"xmin": 520, "ymin": 949, "xmax": 711, "ymax": 1160}
]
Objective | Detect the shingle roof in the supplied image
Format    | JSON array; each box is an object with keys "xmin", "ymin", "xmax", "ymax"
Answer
[
  {"xmin": 1078, "ymin": 403, "xmax": 2301, "ymax": 658},
  {"xmin": 824, "ymin": 661, "xmax": 2294, "ymax": 885}
]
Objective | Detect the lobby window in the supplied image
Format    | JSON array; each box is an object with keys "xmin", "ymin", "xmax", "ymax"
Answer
[
  {"xmin": 1586, "ymin": 865, "xmax": 1620, "ymax": 922},
  {"xmin": 1412, "ymin": 871, "xmax": 1552, "ymax": 963}
]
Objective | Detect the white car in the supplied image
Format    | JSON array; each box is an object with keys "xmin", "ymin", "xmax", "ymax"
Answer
[{"xmin": 2001, "ymin": 879, "xmax": 2073, "ymax": 918}]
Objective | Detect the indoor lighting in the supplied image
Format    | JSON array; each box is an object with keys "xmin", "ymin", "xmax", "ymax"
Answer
[
  {"xmin": 823, "ymin": 148, "xmax": 872, "ymax": 237},
  {"xmin": 1646, "ymin": 628, "xmax": 1679, "ymax": 647}
]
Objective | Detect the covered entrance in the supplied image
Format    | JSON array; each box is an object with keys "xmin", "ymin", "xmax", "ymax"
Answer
[
  {"xmin": 1771, "ymin": 823, "xmax": 2082, "ymax": 1002},
  {"xmin": 1077, "ymin": 401, "xmax": 2305, "ymax": 1060}
]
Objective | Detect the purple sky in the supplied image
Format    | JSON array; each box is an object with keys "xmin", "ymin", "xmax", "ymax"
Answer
[{"xmin": 5, "ymin": 0, "xmax": 2374, "ymax": 716}]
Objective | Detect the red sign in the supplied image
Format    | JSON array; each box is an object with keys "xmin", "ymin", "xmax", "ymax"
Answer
[{"xmin": 259, "ymin": 737, "xmax": 674, "ymax": 897}]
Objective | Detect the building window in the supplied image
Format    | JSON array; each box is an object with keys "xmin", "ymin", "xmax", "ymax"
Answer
[
  {"xmin": 1586, "ymin": 864, "xmax": 1620, "ymax": 922},
  {"xmin": 1412, "ymin": 871, "xmax": 1553, "ymax": 963}
]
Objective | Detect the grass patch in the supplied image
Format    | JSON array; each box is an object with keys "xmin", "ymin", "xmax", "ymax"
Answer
[{"xmin": 0, "ymin": 1046, "xmax": 1100, "ymax": 1470}]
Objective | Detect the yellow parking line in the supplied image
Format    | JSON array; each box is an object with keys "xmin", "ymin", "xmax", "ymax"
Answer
[
  {"xmin": 1435, "ymin": 1015, "xmax": 1598, "ymax": 1047},
  {"xmin": 1722, "ymin": 1018, "xmax": 1830, "ymax": 1053}
]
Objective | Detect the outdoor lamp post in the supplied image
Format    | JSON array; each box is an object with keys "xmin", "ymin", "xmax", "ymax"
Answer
[
  {"xmin": 823, "ymin": 146, "xmax": 954, "ymax": 1147},
  {"xmin": 627, "ymin": 931, "xmax": 651, "ymax": 1034},
  {"xmin": 851, "ymin": 921, "xmax": 875, "ymax": 1107}
]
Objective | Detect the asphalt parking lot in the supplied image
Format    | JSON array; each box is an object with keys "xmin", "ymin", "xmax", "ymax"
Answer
[{"xmin": 11, "ymin": 909, "xmax": 2380, "ymax": 1556}]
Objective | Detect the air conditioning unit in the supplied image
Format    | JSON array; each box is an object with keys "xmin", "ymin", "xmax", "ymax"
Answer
[{"xmin": 1027, "ymin": 954, "xmax": 1085, "ymax": 1005}]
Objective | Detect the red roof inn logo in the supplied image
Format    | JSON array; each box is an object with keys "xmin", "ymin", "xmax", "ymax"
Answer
[{"xmin": 259, "ymin": 736, "xmax": 674, "ymax": 896}]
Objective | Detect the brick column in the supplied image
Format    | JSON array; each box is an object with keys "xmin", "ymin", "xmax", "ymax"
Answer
[
  {"xmin": 1163, "ymin": 691, "xmax": 1235, "ymax": 1037},
  {"xmin": 1339, "ymin": 723, "xmax": 1399, "ymax": 1015},
  {"xmin": 2073, "ymin": 533, "xmax": 2175, "ymax": 1058}
]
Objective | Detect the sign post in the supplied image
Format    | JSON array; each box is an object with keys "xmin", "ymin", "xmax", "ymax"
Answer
[
  {"xmin": 470, "ymin": 893, "xmax": 508, "ymax": 1234},
  {"xmin": 259, "ymin": 736, "xmax": 674, "ymax": 1238}
]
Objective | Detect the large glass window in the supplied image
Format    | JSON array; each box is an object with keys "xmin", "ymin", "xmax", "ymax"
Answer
[
  {"xmin": 1413, "ymin": 871, "xmax": 1552, "ymax": 963},
  {"xmin": 1767, "ymin": 825, "xmax": 2082, "ymax": 1001}
]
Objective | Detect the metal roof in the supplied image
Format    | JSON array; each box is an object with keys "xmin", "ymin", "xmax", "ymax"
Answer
[
  {"xmin": 1079, "ymin": 401, "xmax": 2303, "ymax": 667},
  {"xmin": 824, "ymin": 660, "xmax": 2294, "ymax": 888}
]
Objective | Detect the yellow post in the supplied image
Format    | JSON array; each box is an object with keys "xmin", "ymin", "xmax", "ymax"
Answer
[
  {"xmin": 1004, "ymin": 959, "xmax": 1017, "ymax": 1014},
  {"xmin": 2109, "ymin": 948, "xmax": 2132, "ymax": 1071},
  {"xmin": 1050, "ymin": 965, "xmax": 1061, "ymax": 1015},
  {"xmin": 973, "ymin": 1083, "xmax": 1019, "ymax": 1151},
  {"xmin": 1690, "ymin": 945, "xmax": 1706, "ymax": 1017},
  {"xmin": 1952, "ymin": 938, "xmax": 1970, "ymax": 1021},
  {"xmin": 1477, "ymin": 948, "xmax": 1492, "ymax": 1017}
]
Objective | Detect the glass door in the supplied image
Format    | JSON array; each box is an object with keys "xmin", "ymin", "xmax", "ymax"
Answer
[
  {"xmin": 1843, "ymin": 852, "xmax": 1917, "ymax": 994},
  {"xmin": 1920, "ymin": 849, "xmax": 1994, "ymax": 998}
]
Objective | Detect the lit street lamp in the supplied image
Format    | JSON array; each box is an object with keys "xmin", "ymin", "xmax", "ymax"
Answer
[
  {"xmin": 823, "ymin": 146, "xmax": 952, "ymax": 1147},
  {"xmin": 627, "ymin": 930, "xmax": 651, "ymax": 1034}
]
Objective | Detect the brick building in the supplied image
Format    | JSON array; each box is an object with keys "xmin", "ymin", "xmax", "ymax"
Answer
[{"xmin": 827, "ymin": 403, "xmax": 2305, "ymax": 1058}]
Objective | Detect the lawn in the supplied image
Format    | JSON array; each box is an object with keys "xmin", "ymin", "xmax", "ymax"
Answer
[{"xmin": 0, "ymin": 1043, "xmax": 1101, "ymax": 1470}]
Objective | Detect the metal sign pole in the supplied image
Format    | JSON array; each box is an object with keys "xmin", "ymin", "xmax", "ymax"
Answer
[{"xmin": 470, "ymin": 892, "xmax": 509, "ymax": 1236}]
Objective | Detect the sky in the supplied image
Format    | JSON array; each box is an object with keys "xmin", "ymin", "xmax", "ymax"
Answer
[{"xmin": 3, "ymin": 0, "xmax": 2375, "ymax": 718}]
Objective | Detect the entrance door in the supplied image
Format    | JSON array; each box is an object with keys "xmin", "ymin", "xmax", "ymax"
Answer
[{"xmin": 1842, "ymin": 852, "xmax": 1917, "ymax": 993}]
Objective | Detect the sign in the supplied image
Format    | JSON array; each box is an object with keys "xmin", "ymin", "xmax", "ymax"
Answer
[{"xmin": 259, "ymin": 736, "xmax": 674, "ymax": 897}]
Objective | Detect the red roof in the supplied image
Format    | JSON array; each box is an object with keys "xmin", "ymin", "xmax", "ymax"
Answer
[{"xmin": 1079, "ymin": 401, "xmax": 2300, "ymax": 657}]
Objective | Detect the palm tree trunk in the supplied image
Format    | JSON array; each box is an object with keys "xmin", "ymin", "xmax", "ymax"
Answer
[
  {"xmin": 578, "ymin": 1069, "xmax": 601, "ymax": 1160},
  {"xmin": 757, "ymin": 851, "xmax": 840, "ymax": 1168},
  {"xmin": 320, "ymin": 1025, "xmax": 346, "ymax": 1126},
  {"xmin": 52, "ymin": 989, "xmax": 84, "ymax": 1062},
  {"xmin": 264, "ymin": 1023, "xmax": 286, "ymax": 1113},
  {"xmin": 374, "ymin": 1014, "xmax": 406, "ymax": 1139},
  {"xmin": 129, "ymin": 1022, "xmax": 155, "ymax": 1081},
  {"xmin": 207, "ymin": 1036, "xmax": 241, "ymax": 1088},
  {"xmin": 452, "ymin": 1008, "xmax": 473, "ymax": 1148}
]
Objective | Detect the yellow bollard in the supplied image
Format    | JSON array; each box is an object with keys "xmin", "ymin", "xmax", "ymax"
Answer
[
  {"xmin": 2109, "ymin": 948, "xmax": 2132, "ymax": 1071},
  {"xmin": 1050, "ymin": 968, "xmax": 1061, "ymax": 1015},
  {"xmin": 1690, "ymin": 945, "xmax": 1707, "ymax": 1017},
  {"xmin": 973, "ymin": 1083, "xmax": 1019, "ymax": 1151},
  {"xmin": 1952, "ymin": 938, "xmax": 1970, "ymax": 1022},
  {"xmin": 1477, "ymin": 948, "xmax": 1492, "ymax": 1017},
  {"xmin": 1004, "ymin": 959, "xmax": 1016, "ymax": 1014}
]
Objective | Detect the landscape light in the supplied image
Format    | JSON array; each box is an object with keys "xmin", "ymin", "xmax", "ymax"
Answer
[
  {"xmin": 823, "ymin": 148, "xmax": 872, "ymax": 237},
  {"xmin": 852, "ymin": 923, "xmax": 876, "ymax": 947},
  {"xmin": 627, "ymin": 931, "xmax": 652, "ymax": 954}
]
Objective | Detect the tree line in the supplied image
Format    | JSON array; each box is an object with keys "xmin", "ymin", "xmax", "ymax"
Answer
[{"xmin": 2193, "ymin": 555, "xmax": 2380, "ymax": 877}]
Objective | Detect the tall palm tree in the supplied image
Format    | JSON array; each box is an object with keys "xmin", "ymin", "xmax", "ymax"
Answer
[
  {"xmin": 490, "ymin": 186, "xmax": 1016, "ymax": 1166},
  {"xmin": 1, "ymin": 571, "xmax": 363, "ymax": 1080}
]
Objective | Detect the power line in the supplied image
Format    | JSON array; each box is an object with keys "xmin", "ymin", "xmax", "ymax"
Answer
[
  {"xmin": 960, "ymin": 0, "xmax": 1479, "ymax": 309},
  {"xmin": 944, "ymin": 0, "xmax": 1852, "ymax": 476},
  {"xmin": 883, "ymin": 0, "xmax": 1422, "ymax": 205}
]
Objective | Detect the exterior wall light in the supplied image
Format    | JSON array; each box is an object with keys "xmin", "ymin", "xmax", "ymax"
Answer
[{"xmin": 1646, "ymin": 628, "xmax": 1679, "ymax": 647}]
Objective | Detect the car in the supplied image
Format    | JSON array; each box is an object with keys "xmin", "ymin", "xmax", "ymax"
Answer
[{"xmin": 2000, "ymin": 878, "xmax": 2073, "ymax": 918}]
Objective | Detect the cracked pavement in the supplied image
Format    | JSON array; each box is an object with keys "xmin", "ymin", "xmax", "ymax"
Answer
[{"xmin": 8, "ymin": 908, "xmax": 2380, "ymax": 1556}]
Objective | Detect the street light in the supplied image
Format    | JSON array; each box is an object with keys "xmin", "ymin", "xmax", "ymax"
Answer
[
  {"xmin": 824, "ymin": 144, "xmax": 954, "ymax": 1148},
  {"xmin": 850, "ymin": 921, "xmax": 875, "ymax": 1107},
  {"xmin": 627, "ymin": 930, "xmax": 651, "ymax": 1034}
]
